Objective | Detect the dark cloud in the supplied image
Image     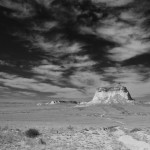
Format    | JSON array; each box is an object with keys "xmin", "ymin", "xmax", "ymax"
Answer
[
  {"xmin": 0, "ymin": 4, "xmax": 50, "ymax": 74},
  {"xmin": 122, "ymin": 53, "xmax": 150, "ymax": 67},
  {"xmin": 122, "ymin": 53, "xmax": 150, "ymax": 81},
  {"xmin": 0, "ymin": 0, "xmax": 118, "ymax": 76}
]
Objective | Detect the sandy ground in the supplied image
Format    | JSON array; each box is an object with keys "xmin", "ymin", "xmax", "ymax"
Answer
[{"xmin": 0, "ymin": 100, "xmax": 150, "ymax": 149}]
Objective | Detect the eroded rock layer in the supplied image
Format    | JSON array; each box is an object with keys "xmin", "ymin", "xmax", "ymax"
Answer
[{"xmin": 89, "ymin": 85, "xmax": 134, "ymax": 104}]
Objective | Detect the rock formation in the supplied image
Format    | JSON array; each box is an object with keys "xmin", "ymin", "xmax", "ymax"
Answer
[
  {"xmin": 43, "ymin": 84, "xmax": 134, "ymax": 107},
  {"xmin": 88, "ymin": 84, "xmax": 134, "ymax": 104}
]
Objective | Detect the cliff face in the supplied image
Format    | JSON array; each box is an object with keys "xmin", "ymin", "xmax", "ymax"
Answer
[{"xmin": 89, "ymin": 85, "xmax": 134, "ymax": 104}]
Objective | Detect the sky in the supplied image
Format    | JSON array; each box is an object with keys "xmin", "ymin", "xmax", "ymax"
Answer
[{"xmin": 0, "ymin": 0, "xmax": 150, "ymax": 100}]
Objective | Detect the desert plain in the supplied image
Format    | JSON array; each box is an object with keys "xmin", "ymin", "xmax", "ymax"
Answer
[{"xmin": 0, "ymin": 98, "xmax": 150, "ymax": 150}]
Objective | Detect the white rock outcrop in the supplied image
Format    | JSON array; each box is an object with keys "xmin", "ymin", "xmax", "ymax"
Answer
[{"xmin": 88, "ymin": 84, "xmax": 134, "ymax": 104}]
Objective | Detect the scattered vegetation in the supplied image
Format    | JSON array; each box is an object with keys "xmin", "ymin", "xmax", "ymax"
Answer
[
  {"xmin": 0, "ymin": 128, "xmax": 22, "ymax": 145},
  {"xmin": 77, "ymin": 107, "xmax": 85, "ymax": 111},
  {"xmin": 2, "ymin": 126, "xmax": 9, "ymax": 131},
  {"xmin": 39, "ymin": 138, "xmax": 46, "ymax": 145},
  {"xmin": 25, "ymin": 128, "xmax": 41, "ymax": 138},
  {"xmin": 67, "ymin": 125, "xmax": 74, "ymax": 131},
  {"xmin": 0, "ymin": 125, "xmax": 150, "ymax": 150},
  {"xmin": 89, "ymin": 127, "xmax": 96, "ymax": 130},
  {"xmin": 130, "ymin": 128, "xmax": 142, "ymax": 133},
  {"xmin": 82, "ymin": 128, "xmax": 89, "ymax": 131},
  {"xmin": 103, "ymin": 126, "xmax": 118, "ymax": 132}
]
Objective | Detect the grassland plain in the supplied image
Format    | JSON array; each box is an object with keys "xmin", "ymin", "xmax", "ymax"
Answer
[{"xmin": 0, "ymin": 100, "xmax": 150, "ymax": 150}]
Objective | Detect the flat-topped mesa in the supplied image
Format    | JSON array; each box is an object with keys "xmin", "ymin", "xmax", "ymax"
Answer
[{"xmin": 89, "ymin": 85, "xmax": 134, "ymax": 104}]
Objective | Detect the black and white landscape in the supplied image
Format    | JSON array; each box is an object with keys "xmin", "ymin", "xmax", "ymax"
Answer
[{"xmin": 0, "ymin": 0, "xmax": 150, "ymax": 149}]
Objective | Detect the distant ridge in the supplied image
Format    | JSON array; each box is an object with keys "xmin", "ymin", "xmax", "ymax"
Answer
[
  {"xmin": 36, "ymin": 97, "xmax": 92, "ymax": 106},
  {"xmin": 36, "ymin": 84, "xmax": 134, "ymax": 106}
]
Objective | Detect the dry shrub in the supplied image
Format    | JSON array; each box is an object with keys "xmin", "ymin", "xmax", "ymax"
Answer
[{"xmin": 25, "ymin": 128, "xmax": 41, "ymax": 138}]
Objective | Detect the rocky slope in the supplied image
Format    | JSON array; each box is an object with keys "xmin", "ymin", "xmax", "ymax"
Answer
[{"xmin": 88, "ymin": 85, "xmax": 134, "ymax": 104}]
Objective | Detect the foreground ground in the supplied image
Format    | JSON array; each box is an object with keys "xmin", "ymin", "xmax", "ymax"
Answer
[
  {"xmin": 1, "ymin": 124, "xmax": 150, "ymax": 150},
  {"xmin": 0, "ymin": 99, "xmax": 150, "ymax": 150}
]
